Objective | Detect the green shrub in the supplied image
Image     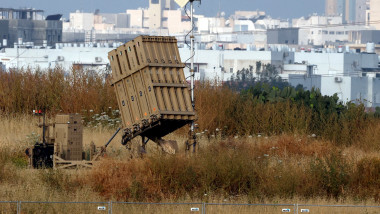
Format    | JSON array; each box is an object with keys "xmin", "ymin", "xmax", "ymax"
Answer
[
  {"xmin": 310, "ymin": 152, "xmax": 350, "ymax": 200},
  {"xmin": 11, "ymin": 154, "xmax": 28, "ymax": 168}
]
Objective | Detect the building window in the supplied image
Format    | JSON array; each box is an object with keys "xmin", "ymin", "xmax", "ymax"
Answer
[
  {"xmin": 230, "ymin": 68, "xmax": 233, "ymax": 73},
  {"xmin": 151, "ymin": 0, "xmax": 159, "ymax": 4},
  {"xmin": 329, "ymin": 31, "xmax": 335, "ymax": 35},
  {"xmin": 241, "ymin": 25, "xmax": 248, "ymax": 31},
  {"xmin": 322, "ymin": 30, "xmax": 328, "ymax": 34}
]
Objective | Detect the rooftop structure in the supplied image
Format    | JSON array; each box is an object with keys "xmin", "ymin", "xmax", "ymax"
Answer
[
  {"xmin": 232, "ymin": 11, "xmax": 266, "ymax": 20},
  {"xmin": 267, "ymin": 28, "xmax": 299, "ymax": 45},
  {"xmin": 0, "ymin": 8, "xmax": 44, "ymax": 20}
]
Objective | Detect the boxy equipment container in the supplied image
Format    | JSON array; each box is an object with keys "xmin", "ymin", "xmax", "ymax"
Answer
[
  {"xmin": 54, "ymin": 114, "xmax": 83, "ymax": 161},
  {"xmin": 108, "ymin": 36, "xmax": 196, "ymax": 153}
]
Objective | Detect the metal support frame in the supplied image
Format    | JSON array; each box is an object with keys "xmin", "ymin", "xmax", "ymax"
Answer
[
  {"xmin": 42, "ymin": 112, "xmax": 46, "ymax": 146},
  {"xmin": 141, "ymin": 136, "xmax": 149, "ymax": 154}
]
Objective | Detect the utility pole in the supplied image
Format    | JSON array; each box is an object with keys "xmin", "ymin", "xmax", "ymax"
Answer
[
  {"xmin": 175, "ymin": 0, "xmax": 201, "ymax": 152},
  {"xmin": 190, "ymin": 0, "xmax": 195, "ymax": 151}
]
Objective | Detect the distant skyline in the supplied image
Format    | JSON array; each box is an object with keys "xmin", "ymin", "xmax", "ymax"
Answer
[{"xmin": 1, "ymin": 0, "xmax": 325, "ymax": 20}]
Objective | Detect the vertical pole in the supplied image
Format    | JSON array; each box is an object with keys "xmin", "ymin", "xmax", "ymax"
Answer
[
  {"xmin": 190, "ymin": 0, "xmax": 194, "ymax": 105},
  {"xmin": 108, "ymin": 201, "xmax": 112, "ymax": 214},
  {"xmin": 17, "ymin": 43, "xmax": 19, "ymax": 70},
  {"xmin": 190, "ymin": 0, "xmax": 196, "ymax": 152},
  {"xmin": 17, "ymin": 201, "xmax": 21, "ymax": 214},
  {"xmin": 42, "ymin": 112, "xmax": 46, "ymax": 146}
]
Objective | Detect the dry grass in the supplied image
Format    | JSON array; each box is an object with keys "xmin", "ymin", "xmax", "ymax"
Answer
[
  {"xmin": 1, "ymin": 69, "xmax": 379, "ymax": 149},
  {"xmin": 1, "ymin": 114, "xmax": 380, "ymax": 206},
  {"xmin": 0, "ymin": 114, "xmax": 38, "ymax": 150},
  {"xmin": 1, "ymin": 74, "xmax": 380, "ymax": 212},
  {"xmin": 80, "ymin": 136, "xmax": 380, "ymax": 203},
  {"xmin": 0, "ymin": 68, "xmax": 117, "ymax": 114}
]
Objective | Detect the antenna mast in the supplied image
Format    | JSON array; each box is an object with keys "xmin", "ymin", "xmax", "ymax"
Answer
[
  {"xmin": 189, "ymin": 0, "xmax": 195, "ymax": 151},
  {"xmin": 175, "ymin": 0, "xmax": 200, "ymax": 152}
]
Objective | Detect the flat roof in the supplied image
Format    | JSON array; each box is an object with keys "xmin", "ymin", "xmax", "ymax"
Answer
[{"xmin": 0, "ymin": 8, "xmax": 44, "ymax": 13}]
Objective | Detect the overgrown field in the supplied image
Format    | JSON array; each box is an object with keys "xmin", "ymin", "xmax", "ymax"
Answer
[
  {"xmin": 1, "ymin": 116, "xmax": 380, "ymax": 204},
  {"xmin": 0, "ymin": 68, "xmax": 380, "ymax": 205}
]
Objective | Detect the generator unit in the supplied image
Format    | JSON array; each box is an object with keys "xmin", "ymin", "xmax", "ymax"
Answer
[
  {"xmin": 26, "ymin": 114, "xmax": 112, "ymax": 169},
  {"xmin": 54, "ymin": 114, "xmax": 83, "ymax": 161}
]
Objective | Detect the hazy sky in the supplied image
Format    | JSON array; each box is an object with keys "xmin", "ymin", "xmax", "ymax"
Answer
[{"xmin": 1, "ymin": 0, "xmax": 325, "ymax": 20}]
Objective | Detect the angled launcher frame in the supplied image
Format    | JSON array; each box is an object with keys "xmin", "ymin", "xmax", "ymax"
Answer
[{"xmin": 108, "ymin": 36, "xmax": 196, "ymax": 146}]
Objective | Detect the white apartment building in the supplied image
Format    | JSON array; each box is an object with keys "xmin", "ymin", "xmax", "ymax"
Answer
[
  {"xmin": 292, "ymin": 15, "xmax": 376, "ymax": 46},
  {"xmin": 1, "ymin": 42, "xmax": 379, "ymax": 106},
  {"xmin": 255, "ymin": 17, "xmax": 290, "ymax": 29},
  {"xmin": 126, "ymin": 9, "xmax": 144, "ymax": 28},
  {"xmin": 298, "ymin": 25, "xmax": 375, "ymax": 46},
  {"xmin": 292, "ymin": 15, "xmax": 343, "ymax": 27},
  {"xmin": 66, "ymin": 11, "xmax": 95, "ymax": 31},
  {"xmin": 288, "ymin": 50, "xmax": 380, "ymax": 106},
  {"xmin": 178, "ymin": 47, "xmax": 294, "ymax": 76},
  {"xmin": 197, "ymin": 16, "xmax": 231, "ymax": 34},
  {"xmin": 163, "ymin": 10, "xmax": 191, "ymax": 34},
  {"xmin": 294, "ymin": 51, "xmax": 378, "ymax": 76},
  {"xmin": 63, "ymin": 0, "xmax": 190, "ymax": 39}
]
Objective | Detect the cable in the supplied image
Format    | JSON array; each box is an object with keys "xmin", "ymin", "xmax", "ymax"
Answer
[
  {"xmin": 184, "ymin": 3, "xmax": 192, "ymax": 49},
  {"xmin": 183, "ymin": 1, "xmax": 196, "ymax": 79},
  {"xmin": 8, "ymin": 48, "xmax": 28, "ymax": 62}
]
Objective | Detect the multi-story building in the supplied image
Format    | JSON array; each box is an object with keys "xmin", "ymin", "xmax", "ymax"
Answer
[
  {"xmin": 298, "ymin": 25, "xmax": 374, "ymax": 46},
  {"xmin": 288, "ymin": 49, "xmax": 380, "ymax": 106},
  {"xmin": 67, "ymin": 11, "xmax": 94, "ymax": 31},
  {"xmin": 325, "ymin": 0, "xmax": 368, "ymax": 23},
  {"xmin": 326, "ymin": 0, "xmax": 345, "ymax": 16},
  {"xmin": 62, "ymin": 0, "xmax": 191, "ymax": 42},
  {"xmin": 126, "ymin": 9, "xmax": 145, "ymax": 28},
  {"xmin": 369, "ymin": 0, "xmax": 380, "ymax": 29},
  {"xmin": 147, "ymin": 0, "xmax": 164, "ymax": 29},
  {"xmin": 0, "ymin": 8, "xmax": 62, "ymax": 47},
  {"xmin": 197, "ymin": 16, "xmax": 230, "ymax": 34},
  {"xmin": 1, "ymin": 41, "xmax": 379, "ymax": 107},
  {"xmin": 355, "ymin": 0, "xmax": 367, "ymax": 23},
  {"xmin": 349, "ymin": 30, "xmax": 380, "ymax": 44},
  {"xmin": 293, "ymin": 15, "xmax": 377, "ymax": 46}
]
